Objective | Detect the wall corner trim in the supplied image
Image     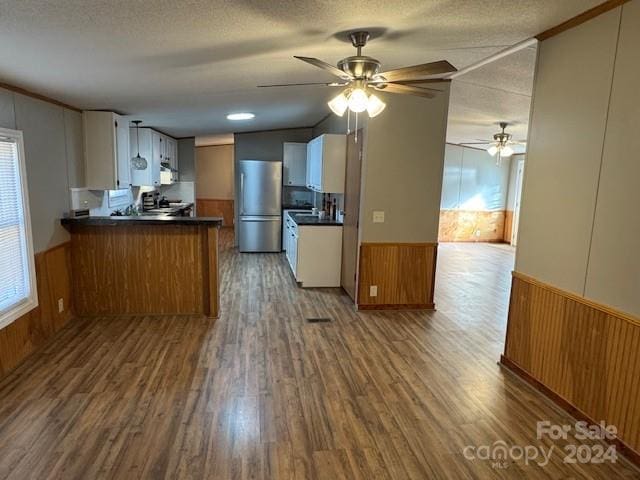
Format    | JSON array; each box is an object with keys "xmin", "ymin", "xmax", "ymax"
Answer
[{"xmin": 535, "ymin": 0, "xmax": 629, "ymax": 41}]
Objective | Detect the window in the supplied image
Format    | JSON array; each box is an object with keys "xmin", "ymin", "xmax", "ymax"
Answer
[{"xmin": 0, "ymin": 128, "xmax": 37, "ymax": 329}]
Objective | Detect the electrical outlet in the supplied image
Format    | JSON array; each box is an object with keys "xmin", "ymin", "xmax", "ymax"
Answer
[
  {"xmin": 373, "ymin": 211, "xmax": 385, "ymax": 223},
  {"xmin": 369, "ymin": 285, "xmax": 378, "ymax": 297},
  {"xmin": 58, "ymin": 298, "xmax": 64, "ymax": 313}
]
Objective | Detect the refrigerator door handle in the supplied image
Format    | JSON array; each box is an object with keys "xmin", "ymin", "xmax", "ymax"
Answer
[
  {"xmin": 240, "ymin": 173, "xmax": 245, "ymax": 215},
  {"xmin": 241, "ymin": 216, "xmax": 281, "ymax": 222}
]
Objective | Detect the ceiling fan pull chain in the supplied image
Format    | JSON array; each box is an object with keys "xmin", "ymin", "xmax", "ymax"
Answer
[
  {"xmin": 346, "ymin": 108, "xmax": 351, "ymax": 135},
  {"xmin": 355, "ymin": 111, "xmax": 359, "ymax": 143}
]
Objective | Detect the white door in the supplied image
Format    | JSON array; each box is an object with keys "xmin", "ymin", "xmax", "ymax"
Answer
[{"xmin": 511, "ymin": 159, "xmax": 525, "ymax": 246}]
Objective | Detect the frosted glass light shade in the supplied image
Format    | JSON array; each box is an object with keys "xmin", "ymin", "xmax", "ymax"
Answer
[
  {"xmin": 367, "ymin": 94, "xmax": 386, "ymax": 117},
  {"xmin": 487, "ymin": 145, "xmax": 498, "ymax": 156},
  {"xmin": 501, "ymin": 145, "xmax": 514, "ymax": 157},
  {"xmin": 131, "ymin": 154, "xmax": 148, "ymax": 170},
  {"xmin": 328, "ymin": 92, "xmax": 349, "ymax": 116},
  {"xmin": 348, "ymin": 88, "xmax": 368, "ymax": 113}
]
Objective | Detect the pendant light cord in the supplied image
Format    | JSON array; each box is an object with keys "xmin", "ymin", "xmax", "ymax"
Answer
[{"xmin": 136, "ymin": 123, "xmax": 141, "ymax": 156}]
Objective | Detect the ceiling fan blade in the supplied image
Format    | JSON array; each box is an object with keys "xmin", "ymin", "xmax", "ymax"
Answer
[
  {"xmin": 384, "ymin": 81, "xmax": 442, "ymax": 94},
  {"xmin": 460, "ymin": 142, "xmax": 493, "ymax": 145},
  {"xmin": 378, "ymin": 78, "xmax": 452, "ymax": 86},
  {"xmin": 376, "ymin": 60, "xmax": 457, "ymax": 82},
  {"xmin": 373, "ymin": 83, "xmax": 436, "ymax": 98},
  {"xmin": 294, "ymin": 56, "xmax": 352, "ymax": 80},
  {"xmin": 257, "ymin": 82, "xmax": 346, "ymax": 88}
]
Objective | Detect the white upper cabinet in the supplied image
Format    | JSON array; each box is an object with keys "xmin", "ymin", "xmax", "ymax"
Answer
[
  {"xmin": 164, "ymin": 137, "xmax": 178, "ymax": 183},
  {"xmin": 129, "ymin": 128, "xmax": 178, "ymax": 187},
  {"xmin": 305, "ymin": 134, "xmax": 347, "ymax": 193},
  {"xmin": 283, "ymin": 142, "xmax": 307, "ymax": 186},
  {"xmin": 83, "ymin": 111, "xmax": 131, "ymax": 190}
]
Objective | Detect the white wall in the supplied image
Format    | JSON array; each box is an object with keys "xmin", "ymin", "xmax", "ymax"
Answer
[
  {"xmin": 441, "ymin": 144, "xmax": 511, "ymax": 212},
  {"xmin": 515, "ymin": 1, "xmax": 640, "ymax": 316},
  {"xmin": 583, "ymin": 0, "xmax": 640, "ymax": 315},
  {"xmin": 177, "ymin": 137, "xmax": 195, "ymax": 181},
  {"xmin": 360, "ymin": 88, "xmax": 450, "ymax": 243},
  {"xmin": 0, "ymin": 88, "xmax": 84, "ymax": 252},
  {"xmin": 515, "ymin": 7, "xmax": 620, "ymax": 295}
]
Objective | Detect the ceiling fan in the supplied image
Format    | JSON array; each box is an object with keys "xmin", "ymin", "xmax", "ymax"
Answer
[
  {"xmin": 258, "ymin": 31, "xmax": 457, "ymax": 118},
  {"xmin": 461, "ymin": 122, "xmax": 526, "ymax": 165}
]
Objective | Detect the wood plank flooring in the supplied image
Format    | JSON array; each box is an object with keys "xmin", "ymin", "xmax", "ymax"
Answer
[{"xmin": 0, "ymin": 232, "xmax": 638, "ymax": 479}]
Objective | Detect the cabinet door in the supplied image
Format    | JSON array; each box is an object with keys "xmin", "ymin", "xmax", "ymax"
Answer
[
  {"xmin": 283, "ymin": 143, "xmax": 307, "ymax": 186},
  {"xmin": 173, "ymin": 140, "xmax": 179, "ymax": 177},
  {"xmin": 115, "ymin": 115, "xmax": 131, "ymax": 188},
  {"xmin": 310, "ymin": 137, "xmax": 323, "ymax": 190},
  {"xmin": 306, "ymin": 141, "xmax": 313, "ymax": 188},
  {"xmin": 167, "ymin": 138, "xmax": 178, "ymax": 181},
  {"xmin": 83, "ymin": 111, "xmax": 118, "ymax": 190},
  {"xmin": 151, "ymin": 132, "xmax": 163, "ymax": 186},
  {"xmin": 288, "ymin": 232, "xmax": 298, "ymax": 275}
]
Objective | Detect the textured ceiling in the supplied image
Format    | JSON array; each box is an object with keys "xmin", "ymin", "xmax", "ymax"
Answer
[
  {"xmin": 0, "ymin": 0, "xmax": 601, "ymax": 138},
  {"xmin": 447, "ymin": 45, "xmax": 538, "ymax": 154}
]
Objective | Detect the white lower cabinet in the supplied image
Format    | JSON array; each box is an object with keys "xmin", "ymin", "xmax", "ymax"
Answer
[
  {"xmin": 282, "ymin": 209, "xmax": 311, "ymax": 252},
  {"xmin": 286, "ymin": 214, "xmax": 342, "ymax": 287}
]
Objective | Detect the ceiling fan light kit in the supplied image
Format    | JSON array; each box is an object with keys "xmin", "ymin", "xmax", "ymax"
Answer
[
  {"xmin": 481, "ymin": 122, "xmax": 523, "ymax": 165},
  {"xmin": 461, "ymin": 122, "xmax": 525, "ymax": 166},
  {"xmin": 328, "ymin": 92, "xmax": 349, "ymax": 116},
  {"xmin": 258, "ymin": 30, "xmax": 456, "ymax": 122}
]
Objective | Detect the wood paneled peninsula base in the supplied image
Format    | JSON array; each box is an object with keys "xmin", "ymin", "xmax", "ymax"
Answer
[{"xmin": 61, "ymin": 216, "xmax": 222, "ymax": 318}]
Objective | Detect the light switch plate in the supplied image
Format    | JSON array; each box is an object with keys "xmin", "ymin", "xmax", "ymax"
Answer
[
  {"xmin": 373, "ymin": 211, "xmax": 385, "ymax": 223},
  {"xmin": 369, "ymin": 285, "xmax": 378, "ymax": 297},
  {"xmin": 58, "ymin": 298, "xmax": 64, "ymax": 313}
]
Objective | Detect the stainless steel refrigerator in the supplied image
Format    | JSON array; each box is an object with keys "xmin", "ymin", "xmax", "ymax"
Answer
[{"xmin": 238, "ymin": 160, "xmax": 282, "ymax": 252}]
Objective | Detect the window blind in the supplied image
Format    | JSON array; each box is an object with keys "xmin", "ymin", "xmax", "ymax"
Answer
[{"xmin": 0, "ymin": 137, "xmax": 31, "ymax": 315}]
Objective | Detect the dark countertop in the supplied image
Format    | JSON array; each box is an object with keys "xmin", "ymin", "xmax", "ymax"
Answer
[
  {"xmin": 61, "ymin": 216, "xmax": 223, "ymax": 227},
  {"xmin": 290, "ymin": 213, "xmax": 343, "ymax": 227}
]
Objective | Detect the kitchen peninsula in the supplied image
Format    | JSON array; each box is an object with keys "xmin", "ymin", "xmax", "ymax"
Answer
[{"xmin": 61, "ymin": 216, "xmax": 223, "ymax": 318}]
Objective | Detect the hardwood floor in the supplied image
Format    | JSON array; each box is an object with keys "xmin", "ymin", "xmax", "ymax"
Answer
[{"xmin": 0, "ymin": 232, "xmax": 638, "ymax": 479}]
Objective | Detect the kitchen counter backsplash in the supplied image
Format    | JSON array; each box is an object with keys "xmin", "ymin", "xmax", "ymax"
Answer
[{"xmin": 69, "ymin": 182, "xmax": 195, "ymax": 217}]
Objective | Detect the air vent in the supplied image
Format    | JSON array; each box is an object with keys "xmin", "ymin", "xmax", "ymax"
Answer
[{"xmin": 306, "ymin": 317, "xmax": 332, "ymax": 323}]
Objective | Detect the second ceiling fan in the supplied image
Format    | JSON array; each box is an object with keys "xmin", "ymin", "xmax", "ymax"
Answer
[
  {"xmin": 461, "ymin": 122, "xmax": 526, "ymax": 165},
  {"xmin": 258, "ymin": 31, "xmax": 457, "ymax": 118}
]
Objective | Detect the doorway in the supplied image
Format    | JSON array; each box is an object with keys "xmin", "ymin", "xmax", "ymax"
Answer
[{"xmin": 341, "ymin": 131, "xmax": 362, "ymax": 301}]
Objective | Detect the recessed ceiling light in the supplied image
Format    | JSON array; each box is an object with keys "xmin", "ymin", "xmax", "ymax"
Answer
[{"xmin": 226, "ymin": 112, "xmax": 255, "ymax": 121}]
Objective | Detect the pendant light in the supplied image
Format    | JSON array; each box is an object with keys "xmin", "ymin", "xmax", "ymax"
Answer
[{"xmin": 131, "ymin": 120, "xmax": 148, "ymax": 170}]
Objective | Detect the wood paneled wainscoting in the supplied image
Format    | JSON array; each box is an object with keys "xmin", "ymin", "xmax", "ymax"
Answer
[
  {"xmin": 438, "ymin": 209, "xmax": 506, "ymax": 242},
  {"xmin": 502, "ymin": 272, "xmax": 640, "ymax": 463},
  {"xmin": 357, "ymin": 242, "xmax": 437, "ymax": 310},
  {"xmin": 0, "ymin": 242, "xmax": 73, "ymax": 379},
  {"xmin": 196, "ymin": 198, "xmax": 234, "ymax": 226}
]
